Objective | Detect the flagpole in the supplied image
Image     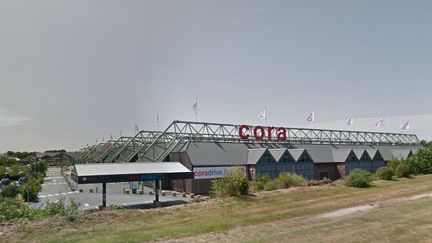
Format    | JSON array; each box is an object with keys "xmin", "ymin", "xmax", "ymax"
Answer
[{"xmin": 196, "ymin": 97, "xmax": 198, "ymax": 122}]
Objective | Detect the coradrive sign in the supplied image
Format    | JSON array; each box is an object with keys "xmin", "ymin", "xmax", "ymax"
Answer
[
  {"xmin": 193, "ymin": 166, "xmax": 246, "ymax": 179},
  {"xmin": 239, "ymin": 125, "xmax": 287, "ymax": 141}
]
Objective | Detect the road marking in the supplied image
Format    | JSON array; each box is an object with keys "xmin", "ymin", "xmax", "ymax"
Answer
[
  {"xmin": 42, "ymin": 182, "xmax": 67, "ymax": 185},
  {"xmin": 40, "ymin": 192, "xmax": 77, "ymax": 197},
  {"xmin": 84, "ymin": 203, "xmax": 90, "ymax": 207},
  {"xmin": 39, "ymin": 195, "xmax": 46, "ymax": 198}
]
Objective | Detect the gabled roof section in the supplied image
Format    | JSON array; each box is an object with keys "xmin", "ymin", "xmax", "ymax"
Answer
[
  {"xmin": 391, "ymin": 149, "xmax": 412, "ymax": 160},
  {"xmin": 373, "ymin": 150, "xmax": 384, "ymax": 161},
  {"xmin": 288, "ymin": 149, "xmax": 306, "ymax": 161},
  {"xmin": 377, "ymin": 147, "xmax": 394, "ymax": 161},
  {"xmin": 298, "ymin": 145, "xmax": 334, "ymax": 163},
  {"xmin": 247, "ymin": 148, "xmax": 267, "ymax": 165},
  {"xmin": 365, "ymin": 149, "xmax": 378, "ymax": 159},
  {"xmin": 331, "ymin": 149, "xmax": 356, "ymax": 162},
  {"xmin": 268, "ymin": 148, "xmax": 287, "ymax": 162},
  {"xmin": 353, "ymin": 149, "xmax": 365, "ymax": 160}
]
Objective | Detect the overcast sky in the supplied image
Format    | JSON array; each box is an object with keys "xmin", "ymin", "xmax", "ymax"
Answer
[{"xmin": 1, "ymin": 0, "xmax": 432, "ymax": 152}]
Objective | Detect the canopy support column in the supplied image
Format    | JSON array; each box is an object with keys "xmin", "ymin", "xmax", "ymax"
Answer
[{"xmin": 102, "ymin": 182, "xmax": 107, "ymax": 208}]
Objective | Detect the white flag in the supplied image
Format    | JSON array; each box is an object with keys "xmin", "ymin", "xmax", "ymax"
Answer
[
  {"xmin": 375, "ymin": 118, "xmax": 384, "ymax": 128},
  {"xmin": 346, "ymin": 115, "xmax": 354, "ymax": 126},
  {"xmin": 134, "ymin": 123, "xmax": 139, "ymax": 133},
  {"xmin": 156, "ymin": 112, "xmax": 160, "ymax": 126},
  {"xmin": 192, "ymin": 97, "xmax": 198, "ymax": 114},
  {"xmin": 258, "ymin": 106, "xmax": 266, "ymax": 120},
  {"xmin": 307, "ymin": 112, "xmax": 315, "ymax": 122},
  {"xmin": 401, "ymin": 121, "xmax": 410, "ymax": 130}
]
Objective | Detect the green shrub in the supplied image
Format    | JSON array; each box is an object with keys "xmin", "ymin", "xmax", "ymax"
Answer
[
  {"xmin": 210, "ymin": 167, "xmax": 249, "ymax": 197},
  {"xmin": 20, "ymin": 183, "xmax": 40, "ymax": 202},
  {"xmin": 0, "ymin": 197, "xmax": 83, "ymax": 222},
  {"xmin": 0, "ymin": 166, "xmax": 6, "ymax": 179},
  {"xmin": 387, "ymin": 159, "xmax": 401, "ymax": 173},
  {"xmin": 0, "ymin": 184, "xmax": 19, "ymax": 198},
  {"xmin": 406, "ymin": 147, "xmax": 432, "ymax": 175},
  {"xmin": 64, "ymin": 199, "xmax": 81, "ymax": 222},
  {"xmin": 275, "ymin": 172, "xmax": 306, "ymax": 189},
  {"xmin": 376, "ymin": 166, "xmax": 393, "ymax": 180},
  {"xmin": 7, "ymin": 164, "xmax": 23, "ymax": 180},
  {"xmin": 263, "ymin": 179, "xmax": 278, "ymax": 191},
  {"xmin": 0, "ymin": 198, "xmax": 40, "ymax": 221},
  {"xmin": 344, "ymin": 169, "xmax": 372, "ymax": 188},
  {"xmin": 30, "ymin": 161, "xmax": 48, "ymax": 175},
  {"xmin": 45, "ymin": 197, "xmax": 67, "ymax": 216},
  {"xmin": 253, "ymin": 176, "xmax": 272, "ymax": 191},
  {"xmin": 396, "ymin": 163, "xmax": 411, "ymax": 178}
]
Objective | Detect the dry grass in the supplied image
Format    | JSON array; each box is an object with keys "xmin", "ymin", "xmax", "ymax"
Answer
[{"xmin": 2, "ymin": 175, "xmax": 432, "ymax": 243}]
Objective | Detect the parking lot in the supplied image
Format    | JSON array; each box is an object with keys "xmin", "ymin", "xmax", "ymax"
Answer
[{"xmin": 33, "ymin": 167, "xmax": 191, "ymax": 210}]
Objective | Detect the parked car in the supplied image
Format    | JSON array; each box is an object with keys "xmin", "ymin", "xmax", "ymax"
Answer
[
  {"xmin": 18, "ymin": 176, "xmax": 27, "ymax": 186},
  {"xmin": 0, "ymin": 178, "xmax": 11, "ymax": 188}
]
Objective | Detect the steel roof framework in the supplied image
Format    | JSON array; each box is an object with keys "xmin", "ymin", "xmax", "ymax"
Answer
[
  {"xmin": 78, "ymin": 120, "xmax": 419, "ymax": 163},
  {"xmin": 102, "ymin": 136, "xmax": 134, "ymax": 162},
  {"xmin": 112, "ymin": 131, "xmax": 162, "ymax": 162},
  {"xmin": 91, "ymin": 140, "xmax": 116, "ymax": 162}
]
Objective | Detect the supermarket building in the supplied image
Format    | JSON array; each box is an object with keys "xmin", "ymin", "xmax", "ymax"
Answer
[{"xmin": 78, "ymin": 121, "xmax": 420, "ymax": 194}]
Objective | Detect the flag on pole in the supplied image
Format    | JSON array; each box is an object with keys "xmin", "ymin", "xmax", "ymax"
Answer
[
  {"xmin": 375, "ymin": 118, "xmax": 385, "ymax": 128},
  {"xmin": 102, "ymin": 137, "xmax": 105, "ymax": 143},
  {"xmin": 109, "ymin": 133, "xmax": 113, "ymax": 140},
  {"xmin": 192, "ymin": 97, "xmax": 198, "ymax": 114},
  {"xmin": 346, "ymin": 115, "xmax": 354, "ymax": 126},
  {"xmin": 401, "ymin": 121, "xmax": 410, "ymax": 130},
  {"xmin": 134, "ymin": 123, "xmax": 139, "ymax": 133},
  {"xmin": 95, "ymin": 139, "xmax": 98, "ymax": 144},
  {"xmin": 156, "ymin": 112, "xmax": 160, "ymax": 126},
  {"xmin": 259, "ymin": 106, "xmax": 266, "ymax": 120},
  {"xmin": 307, "ymin": 112, "xmax": 315, "ymax": 122},
  {"xmin": 120, "ymin": 129, "xmax": 123, "ymax": 137}
]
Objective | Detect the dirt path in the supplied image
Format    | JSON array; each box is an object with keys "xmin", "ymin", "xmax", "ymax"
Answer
[{"xmin": 161, "ymin": 192, "xmax": 432, "ymax": 243}]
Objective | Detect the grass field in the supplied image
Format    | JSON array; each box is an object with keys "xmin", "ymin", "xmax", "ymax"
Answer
[{"xmin": 2, "ymin": 175, "xmax": 432, "ymax": 242}]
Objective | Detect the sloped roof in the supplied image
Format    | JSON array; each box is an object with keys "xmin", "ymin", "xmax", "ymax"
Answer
[
  {"xmin": 331, "ymin": 149, "xmax": 354, "ymax": 162},
  {"xmin": 288, "ymin": 149, "xmax": 306, "ymax": 161},
  {"xmin": 73, "ymin": 162, "xmax": 193, "ymax": 184},
  {"xmin": 391, "ymin": 149, "xmax": 412, "ymax": 160},
  {"xmin": 268, "ymin": 148, "xmax": 287, "ymax": 162},
  {"xmin": 185, "ymin": 142, "xmax": 248, "ymax": 166},
  {"xmin": 365, "ymin": 149, "xmax": 378, "ymax": 158},
  {"xmin": 247, "ymin": 148, "xmax": 267, "ymax": 164},
  {"xmin": 376, "ymin": 147, "xmax": 394, "ymax": 161},
  {"xmin": 353, "ymin": 149, "xmax": 365, "ymax": 160},
  {"xmin": 176, "ymin": 142, "xmax": 422, "ymax": 166},
  {"xmin": 298, "ymin": 145, "xmax": 335, "ymax": 163}
]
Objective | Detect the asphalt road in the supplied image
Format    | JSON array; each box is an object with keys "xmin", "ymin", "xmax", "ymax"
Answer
[
  {"xmin": 33, "ymin": 167, "xmax": 190, "ymax": 210},
  {"xmin": 31, "ymin": 167, "xmax": 79, "ymax": 208}
]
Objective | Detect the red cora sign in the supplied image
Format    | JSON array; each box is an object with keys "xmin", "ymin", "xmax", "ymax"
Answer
[{"xmin": 239, "ymin": 125, "xmax": 287, "ymax": 141}]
